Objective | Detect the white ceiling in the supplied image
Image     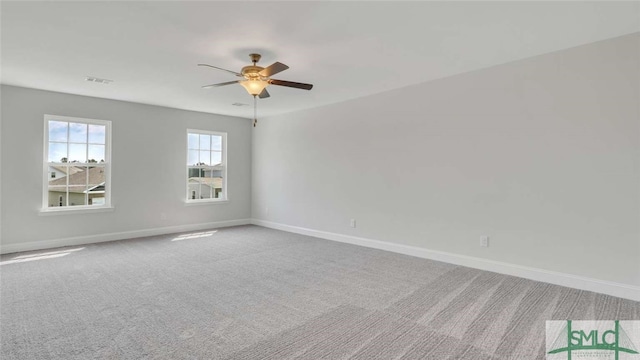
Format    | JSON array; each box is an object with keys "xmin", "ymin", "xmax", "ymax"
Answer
[{"xmin": 1, "ymin": 1, "xmax": 639, "ymax": 119}]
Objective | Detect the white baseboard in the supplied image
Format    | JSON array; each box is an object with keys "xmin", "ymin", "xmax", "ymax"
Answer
[
  {"xmin": 251, "ymin": 219, "xmax": 640, "ymax": 302},
  {"xmin": 0, "ymin": 219, "xmax": 252, "ymax": 254}
]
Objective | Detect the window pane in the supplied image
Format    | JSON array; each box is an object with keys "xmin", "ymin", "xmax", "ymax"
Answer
[
  {"xmin": 211, "ymin": 135, "xmax": 222, "ymax": 151},
  {"xmin": 188, "ymin": 150, "xmax": 198, "ymax": 166},
  {"xmin": 200, "ymin": 168, "xmax": 211, "ymax": 199},
  {"xmin": 211, "ymin": 151, "xmax": 222, "ymax": 165},
  {"xmin": 69, "ymin": 122, "xmax": 87, "ymax": 143},
  {"xmin": 69, "ymin": 194, "xmax": 87, "ymax": 206},
  {"xmin": 87, "ymin": 166, "xmax": 105, "ymax": 206},
  {"xmin": 200, "ymin": 184, "xmax": 213, "ymax": 199},
  {"xmin": 48, "ymin": 143, "xmax": 67, "ymax": 162},
  {"xmin": 88, "ymin": 124, "xmax": 106, "ymax": 144},
  {"xmin": 67, "ymin": 166, "xmax": 88, "ymax": 206},
  {"xmin": 48, "ymin": 164, "xmax": 64, "ymax": 182},
  {"xmin": 199, "ymin": 150, "xmax": 210, "ymax": 165},
  {"xmin": 49, "ymin": 121, "xmax": 68, "ymax": 142},
  {"xmin": 69, "ymin": 144, "xmax": 87, "ymax": 162},
  {"xmin": 188, "ymin": 133, "xmax": 199, "ymax": 149},
  {"xmin": 90, "ymin": 197, "xmax": 105, "ymax": 206},
  {"xmin": 87, "ymin": 166, "xmax": 104, "ymax": 188},
  {"xmin": 48, "ymin": 162, "xmax": 68, "ymax": 207},
  {"xmin": 199, "ymin": 134, "xmax": 211, "ymax": 150},
  {"xmin": 188, "ymin": 181, "xmax": 201, "ymax": 200},
  {"xmin": 214, "ymin": 174, "xmax": 224, "ymax": 199},
  {"xmin": 200, "ymin": 171, "xmax": 222, "ymax": 199},
  {"xmin": 88, "ymin": 145, "xmax": 105, "ymax": 163},
  {"xmin": 48, "ymin": 186, "xmax": 68, "ymax": 207}
]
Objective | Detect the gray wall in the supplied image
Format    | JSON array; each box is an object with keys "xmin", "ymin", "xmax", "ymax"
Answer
[
  {"xmin": 1, "ymin": 85, "xmax": 252, "ymax": 247},
  {"xmin": 252, "ymin": 34, "xmax": 640, "ymax": 287}
]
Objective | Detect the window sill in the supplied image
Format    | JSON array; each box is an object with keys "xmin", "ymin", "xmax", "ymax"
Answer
[
  {"xmin": 39, "ymin": 206, "xmax": 115, "ymax": 216},
  {"xmin": 184, "ymin": 199, "xmax": 229, "ymax": 206}
]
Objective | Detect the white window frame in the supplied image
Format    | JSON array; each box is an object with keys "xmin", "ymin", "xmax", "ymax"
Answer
[
  {"xmin": 186, "ymin": 129, "xmax": 227, "ymax": 204},
  {"xmin": 41, "ymin": 114, "xmax": 112, "ymax": 213}
]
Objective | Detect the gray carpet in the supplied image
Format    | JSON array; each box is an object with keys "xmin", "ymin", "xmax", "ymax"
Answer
[{"xmin": 1, "ymin": 225, "xmax": 638, "ymax": 359}]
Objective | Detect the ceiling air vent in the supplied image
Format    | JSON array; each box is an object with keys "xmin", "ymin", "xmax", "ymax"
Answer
[
  {"xmin": 232, "ymin": 103, "xmax": 249, "ymax": 107},
  {"xmin": 85, "ymin": 76, "xmax": 113, "ymax": 84}
]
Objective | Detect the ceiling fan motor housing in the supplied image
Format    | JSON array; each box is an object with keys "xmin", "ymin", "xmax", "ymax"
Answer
[
  {"xmin": 241, "ymin": 53, "xmax": 265, "ymax": 79},
  {"xmin": 241, "ymin": 65, "xmax": 265, "ymax": 79}
]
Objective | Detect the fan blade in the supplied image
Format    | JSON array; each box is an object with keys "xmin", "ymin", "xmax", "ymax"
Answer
[
  {"xmin": 269, "ymin": 79, "xmax": 313, "ymax": 90},
  {"xmin": 197, "ymin": 64, "xmax": 242, "ymax": 77},
  {"xmin": 201, "ymin": 80, "xmax": 240, "ymax": 88},
  {"xmin": 258, "ymin": 88, "xmax": 270, "ymax": 99},
  {"xmin": 259, "ymin": 62, "xmax": 289, "ymax": 77}
]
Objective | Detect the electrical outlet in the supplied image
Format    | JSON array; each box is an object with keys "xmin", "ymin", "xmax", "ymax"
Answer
[
  {"xmin": 350, "ymin": 219, "xmax": 356, "ymax": 228},
  {"xmin": 480, "ymin": 235, "xmax": 489, "ymax": 247}
]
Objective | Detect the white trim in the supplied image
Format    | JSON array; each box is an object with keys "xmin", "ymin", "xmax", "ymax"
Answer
[
  {"xmin": 0, "ymin": 219, "xmax": 251, "ymax": 255},
  {"xmin": 39, "ymin": 206, "xmax": 115, "ymax": 216},
  {"xmin": 251, "ymin": 219, "xmax": 640, "ymax": 302},
  {"xmin": 184, "ymin": 200, "xmax": 229, "ymax": 206}
]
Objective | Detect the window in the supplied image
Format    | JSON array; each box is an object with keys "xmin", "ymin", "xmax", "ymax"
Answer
[
  {"xmin": 43, "ymin": 115, "xmax": 111, "ymax": 211},
  {"xmin": 187, "ymin": 129, "xmax": 226, "ymax": 202}
]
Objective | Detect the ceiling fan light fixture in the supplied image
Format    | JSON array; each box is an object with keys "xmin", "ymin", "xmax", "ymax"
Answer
[
  {"xmin": 199, "ymin": 53, "xmax": 313, "ymax": 100},
  {"xmin": 240, "ymin": 79, "xmax": 269, "ymax": 96}
]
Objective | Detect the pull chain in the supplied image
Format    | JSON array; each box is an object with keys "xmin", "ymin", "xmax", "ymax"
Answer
[{"xmin": 253, "ymin": 95, "xmax": 257, "ymax": 127}]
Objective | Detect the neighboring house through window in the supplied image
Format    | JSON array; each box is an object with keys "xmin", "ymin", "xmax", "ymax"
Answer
[
  {"xmin": 43, "ymin": 115, "xmax": 111, "ymax": 211},
  {"xmin": 187, "ymin": 129, "xmax": 226, "ymax": 202}
]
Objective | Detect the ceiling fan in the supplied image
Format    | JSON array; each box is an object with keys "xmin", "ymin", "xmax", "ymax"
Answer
[{"xmin": 198, "ymin": 53, "xmax": 313, "ymax": 99}]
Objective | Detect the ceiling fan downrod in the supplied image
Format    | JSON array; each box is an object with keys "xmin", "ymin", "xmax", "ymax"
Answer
[{"xmin": 249, "ymin": 53, "xmax": 261, "ymax": 66}]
